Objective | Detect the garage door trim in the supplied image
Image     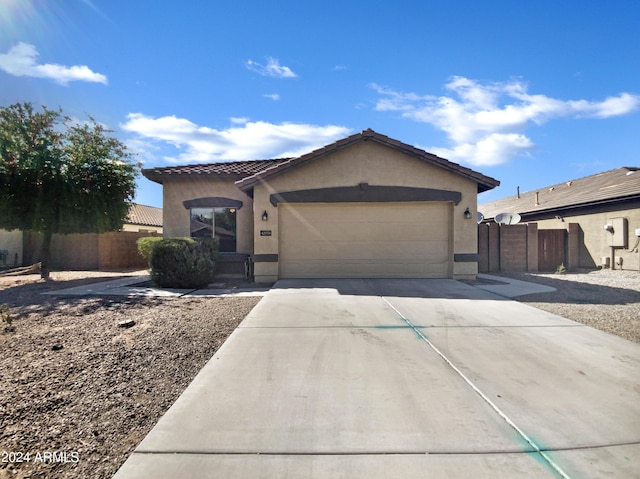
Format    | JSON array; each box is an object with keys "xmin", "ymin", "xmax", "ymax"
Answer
[
  {"xmin": 278, "ymin": 202, "xmax": 452, "ymax": 279},
  {"xmin": 270, "ymin": 185, "xmax": 461, "ymax": 206}
]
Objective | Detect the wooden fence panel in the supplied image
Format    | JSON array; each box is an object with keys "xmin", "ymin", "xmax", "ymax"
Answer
[{"xmin": 538, "ymin": 229, "xmax": 566, "ymax": 271}]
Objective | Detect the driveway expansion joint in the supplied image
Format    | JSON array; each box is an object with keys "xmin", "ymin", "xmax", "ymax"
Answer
[{"xmin": 378, "ymin": 294, "xmax": 573, "ymax": 479}]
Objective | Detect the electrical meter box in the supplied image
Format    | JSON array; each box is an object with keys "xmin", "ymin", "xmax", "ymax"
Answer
[{"xmin": 607, "ymin": 217, "xmax": 628, "ymax": 248}]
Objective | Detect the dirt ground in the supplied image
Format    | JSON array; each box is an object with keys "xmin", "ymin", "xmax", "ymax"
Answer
[
  {"xmin": 0, "ymin": 268, "xmax": 638, "ymax": 478},
  {"xmin": 0, "ymin": 271, "xmax": 260, "ymax": 479}
]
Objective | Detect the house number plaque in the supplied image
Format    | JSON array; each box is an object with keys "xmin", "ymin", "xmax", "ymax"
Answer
[{"xmin": 260, "ymin": 230, "xmax": 272, "ymax": 236}]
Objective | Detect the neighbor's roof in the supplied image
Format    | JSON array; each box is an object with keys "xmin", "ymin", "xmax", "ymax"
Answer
[
  {"xmin": 141, "ymin": 129, "xmax": 500, "ymax": 193},
  {"xmin": 126, "ymin": 203, "xmax": 163, "ymax": 227},
  {"xmin": 480, "ymin": 167, "xmax": 640, "ymax": 220},
  {"xmin": 235, "ymin": 129, "xmax": 500, "ymax": 193},
  {"xmin": 142, "ymin": 159, "xmax": 290, "ymax": 183}
]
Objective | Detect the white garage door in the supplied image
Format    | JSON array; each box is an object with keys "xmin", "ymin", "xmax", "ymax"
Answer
[{"xmin": 279, "ymin": 202, "xmax": 451, "ymax": 278}]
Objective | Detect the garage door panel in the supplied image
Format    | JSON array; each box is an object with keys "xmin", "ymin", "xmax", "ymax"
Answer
[
  {"xmin": 279, "ymin": 260, "xmax": 449, "ymax": 278},
  {"xmin": 279, "ymin": 203, "xmax": 451, "ymax": 278},
  {"xmin": 283, "ymin": 241, "xmax": 449, "ymax": 262}
]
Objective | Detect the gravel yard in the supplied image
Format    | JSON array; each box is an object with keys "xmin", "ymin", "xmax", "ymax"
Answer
[
  {"xmin": 0, "ymin": 271, "xmax": 260, "ymax": 479},
  {"xmin": 0, "ymin": 268, "xmax": 638, "ymax": 479},
  {"xmin": 495, "ymin": 268, "xmax": 640, "ymax": 344}
]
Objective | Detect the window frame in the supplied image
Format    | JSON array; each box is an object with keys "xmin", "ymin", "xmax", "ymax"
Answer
[{"xmin": 189, "ymin": 206, "xmax": 237, "ymax": 253}]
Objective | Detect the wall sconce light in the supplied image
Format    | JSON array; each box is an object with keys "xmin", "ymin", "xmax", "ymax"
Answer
[
  {"xmin": 463, "ymin": 207, "xmax": 472, "ymax": 220},
  {"xmin": 262, "ymin": 211, "xmax": 269, "ymax": 221}
]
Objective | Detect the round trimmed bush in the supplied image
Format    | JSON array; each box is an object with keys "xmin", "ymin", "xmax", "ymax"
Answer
[
  {"xmin": 149, "ymin": 238, "xmax": 218, "ymax": 288},
  {"xmin": 136, "ymin": 236, "xmax": 164, "ymax": 265}
]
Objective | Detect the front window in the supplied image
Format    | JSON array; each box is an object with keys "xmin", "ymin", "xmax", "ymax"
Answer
[{"xmin": 190, "ymin": 207, "xmax": 237, "ymax": 252}]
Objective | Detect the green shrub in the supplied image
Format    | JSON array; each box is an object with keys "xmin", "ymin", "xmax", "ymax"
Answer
[
  {"xmin": 1, "ymin": 304, "xmax": 14, "ymax": 332},
  {"xmin": 149, "ymin": 238, "xmax": 218, "ymax": 288},
  {"xmin": 137, "ymin": 236, "xmax": 164, "ymax": 265}
]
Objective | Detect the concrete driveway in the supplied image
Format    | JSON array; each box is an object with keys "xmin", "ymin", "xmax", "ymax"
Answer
[{"xmin": 113, "ymin": 279, "xmax": 640, "ymax": 479}]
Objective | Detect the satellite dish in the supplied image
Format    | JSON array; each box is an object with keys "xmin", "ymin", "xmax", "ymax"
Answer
[
  {"xmin": 477, "ymin": 212, "xmax": 484, "ymax": 224},
  {"xmin": 494, "ymin": 212, "xmax": 521, "ymax": 225}
]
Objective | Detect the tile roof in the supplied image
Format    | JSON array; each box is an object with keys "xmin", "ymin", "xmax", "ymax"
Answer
[
  {"xmin": 142, "ymin": 159, "xmax": 290, "ymax": 183},
  {"xmin": 126, "ymin": 203, "xmax": 163, "ymax": 227},
  {"xmin": 235, "ymin": 129, "xmax": 500, "ymax": 193},
  {"xmin": 141, "ymin": 129, "xmax": 500, "ymax": 193},
  {"xmin": 479, "ymin": 167, "xmax": 640, "ymax": 220}
]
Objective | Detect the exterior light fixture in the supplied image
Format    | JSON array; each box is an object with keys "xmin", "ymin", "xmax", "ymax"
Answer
[
  {"xmin": 262, "ymin": 211, "xmax": 269, "ymax": 221},
  {"xmin": 463, "ymin": 207, "xmax": 472, "ymax": 220}
]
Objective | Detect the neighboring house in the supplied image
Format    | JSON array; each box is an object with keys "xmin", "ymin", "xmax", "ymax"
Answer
[
  {"xmin": 143, "ymin": 129, "xmax": 499, "ymax": 282},
  {"xmin": 122, "ymin": 203, "xmax": 163, "ymax": 234},
  {"xmin": 479, "ymin": 167, "xmax": 640, "ymax": 271}
]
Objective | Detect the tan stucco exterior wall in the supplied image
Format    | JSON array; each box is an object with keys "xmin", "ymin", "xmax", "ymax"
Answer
[
  {"xmin": 121, "ymin": 224, "xmax": 163, "ymax": 234},
  {"xmin": 161, "ymin": 177, "xmax": 254, "ymax": 254},
  {"xmin": 0, "ymin": 229, "xmax": 23, "ymax": 268},
  {"xmin": 536, "ymin": 206, "xmax": 640, "ymax": 270},
  {"xmin": 251, "ymin": 141, "xmax": 480, "ymax": 281}
]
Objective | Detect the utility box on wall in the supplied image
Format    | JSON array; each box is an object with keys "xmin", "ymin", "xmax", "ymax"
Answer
[{"xmin": 607, "ymin": 217, "xmax": 628, "ymax": 248}]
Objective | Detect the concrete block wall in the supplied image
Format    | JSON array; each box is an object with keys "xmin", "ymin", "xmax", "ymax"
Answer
[
  {"xmin": 99, "ymin": 231, "xmax": 161, "ymax": 269},
  {"xmin": 478, "ymin": 222, "xmax": 587, "ymax": 273},
  {"xmin": 23, "ymin": 231, "xmax": 160, "ymax": 270},
  {"xmin": 499, "ymin": 224, "xmax": 529, "ymax": 271},
  {"xmin": 0, "ymin": 229, "xmax": 23, "ymax": 268},
  {"xmin": 478, "ymin": 223, "xmax": 539, "ymax": 273}
]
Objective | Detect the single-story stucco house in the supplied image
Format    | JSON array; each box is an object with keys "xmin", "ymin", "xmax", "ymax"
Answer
[
  {"xmin": 143, "ymin": 129, "xmax": 499, "ymax": 282},
  {"xmin": 479, "ymin": 167, "xmax": 640, "ymax": 271}
]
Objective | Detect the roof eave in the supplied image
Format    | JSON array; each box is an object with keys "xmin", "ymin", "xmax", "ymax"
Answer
[
  {"xmin": 142, "ymin": 168, "xmax": 247, "ymax": 184},
  {"xmin": 141, "ymin": 169, "xmax": 164, "ymax": 184},
  {"xmin": 483, "ymin": 193, "xmax": 640, "ymax": 220}
]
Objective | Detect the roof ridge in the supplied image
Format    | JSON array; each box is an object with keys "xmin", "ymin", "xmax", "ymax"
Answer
[{"xmin": 235, "ymin": 128, "xmax": 499, "ymax": 193}]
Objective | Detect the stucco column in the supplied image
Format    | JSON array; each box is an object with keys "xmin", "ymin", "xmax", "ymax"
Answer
[
  {"xmin": 526, "ymin": 222, "xmax": 538, "ymax": 272},
  {"xmin": 567, "ymin": 223, "xmax": 580, "ymax": 271}
]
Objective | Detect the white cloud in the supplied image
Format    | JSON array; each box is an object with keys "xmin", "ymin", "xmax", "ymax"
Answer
[
  {"xmin": 373, "ymin": 77, "xmax": 640, "ymax": 166},
  {"xmin": 0, "ymin": 43, "xmax": 107, "ymax": 85},
  {"xmin": 125, "ymin": 138, "xmax": 160, "ymax": 166},
  {"xmin": 230, "ymin": 117, "xmax": 249, "ymax": 124},
  {"xmin": 246, "ymin": 57, "xmax": 297, "ymax": 78},
  {"xmin": 121, "ymin": 113, "xmax": 350, "ymax": 163},
  {"xmin": 264, "ymin": 93, "xmax": 280, "ymax": 101},
  {"xmin": 430, "ymin": 133, "xmax": 535, "ymax": 167}
]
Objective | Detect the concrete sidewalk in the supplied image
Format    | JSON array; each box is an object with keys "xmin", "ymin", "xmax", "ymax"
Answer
[
  {"xmin": 42, "ymin": 273, "xmax": 552, "ymax": 299},
  {"xmin": 113, "ymin": 278, "xmax": 640, "ymax": 478},
  {"xmin": 475, "ymin": 273, "xmax": 556, "ymax": 298},
  {"xmin": 42, "ymin": 275, "xmax": 270, "ymax": 298}
]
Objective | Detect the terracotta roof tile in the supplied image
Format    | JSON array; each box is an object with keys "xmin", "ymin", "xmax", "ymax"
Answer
[
  {"xmin": 479, "ymin": 167, "xmax": 640, "ymax": 220},
  {"xmin": 142, "ymin": 159, "xmax": 290, "ymax": 183},
  {"xmin": 126, "ymin": 203, "xmax": 163, "ymax": 227}
]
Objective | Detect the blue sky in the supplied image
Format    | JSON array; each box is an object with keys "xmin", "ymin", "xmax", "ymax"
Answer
[{"xmin": 1, "ymin": 0, "xmax": 639, "ymax": 209}]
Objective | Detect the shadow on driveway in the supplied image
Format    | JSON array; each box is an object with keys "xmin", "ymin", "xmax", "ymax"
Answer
[{"xmin": 272, "ymin": 278, "xmax": 519, "ymax": 300}]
